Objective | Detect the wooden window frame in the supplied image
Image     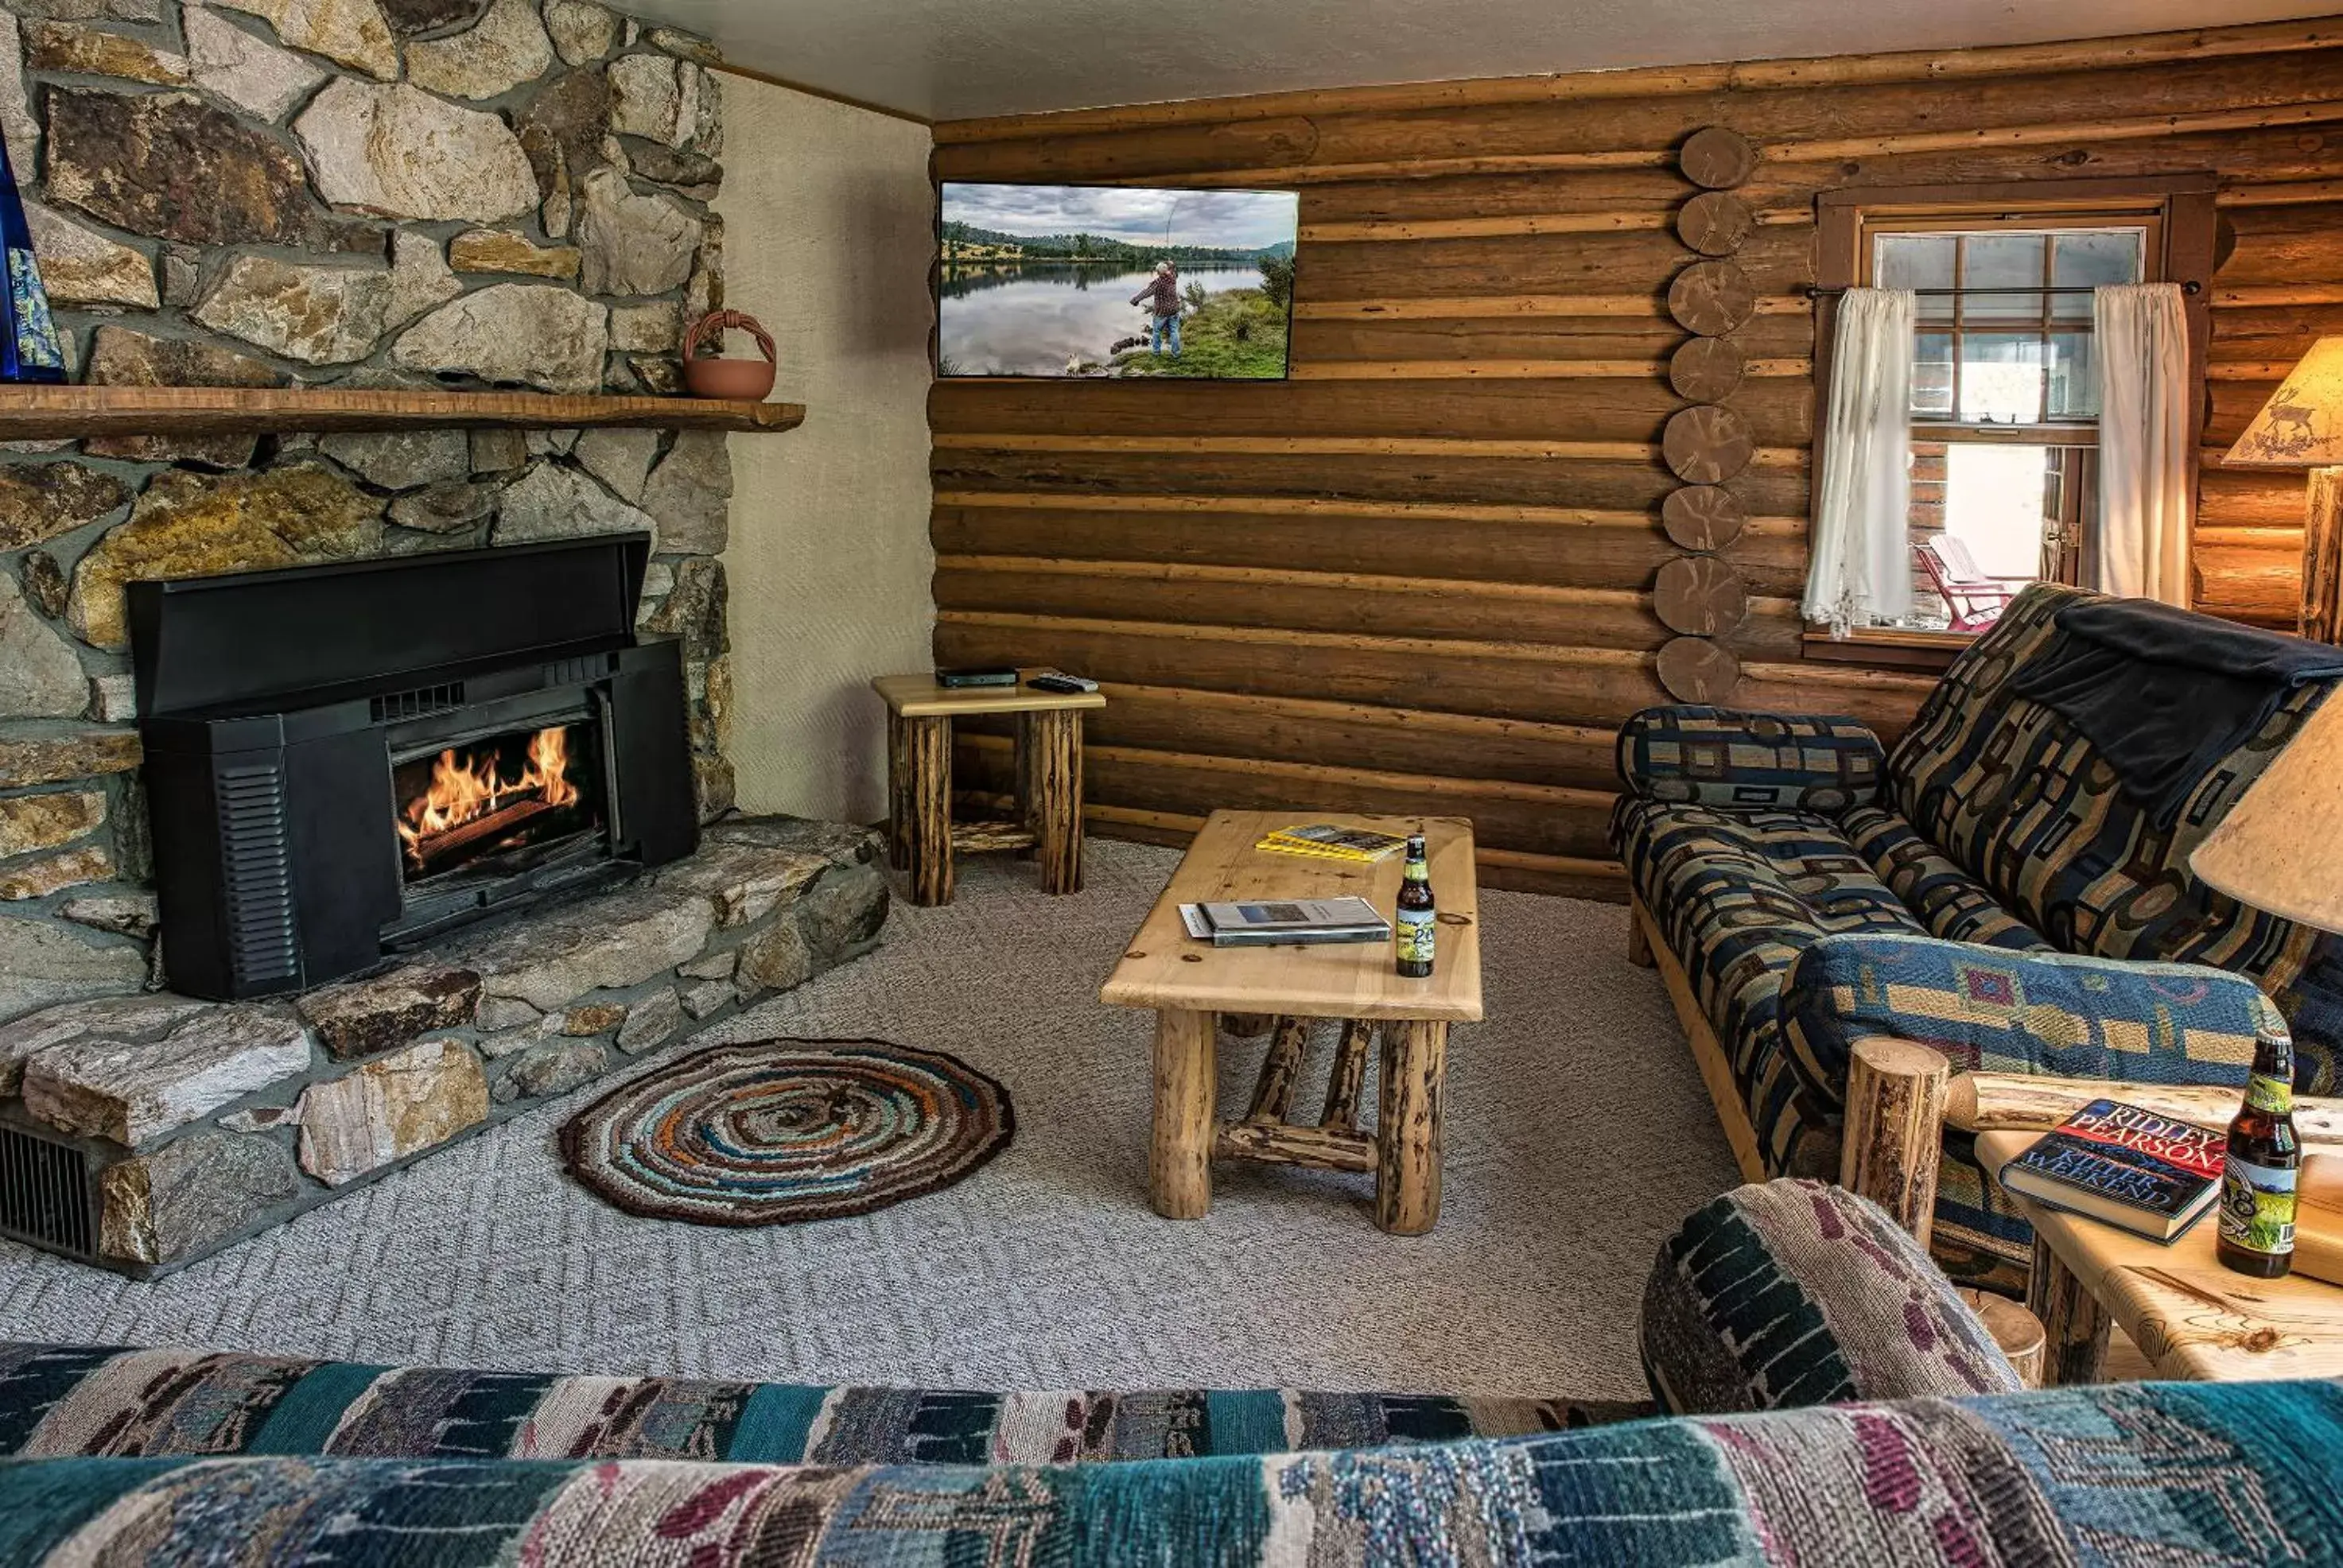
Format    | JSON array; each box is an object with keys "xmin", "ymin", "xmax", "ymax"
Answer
[{"xmin": 1803, "ymin": 175, "xmax": 2218, "ymax": 670}]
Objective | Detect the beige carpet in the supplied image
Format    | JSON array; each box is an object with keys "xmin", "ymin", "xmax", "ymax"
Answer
[{"xmin": 0, "ymin": 840, "xmax": 1739, "ymax": 1401}]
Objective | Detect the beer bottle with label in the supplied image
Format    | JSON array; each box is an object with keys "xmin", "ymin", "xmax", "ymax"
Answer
[
  {"xmin": 2217, "ymin": 1024, "xmax": 2300, "ymax": 1278},
  {"xmin": 1395, "ymin": 834, "xmax": 1434, "ymax": 979}
]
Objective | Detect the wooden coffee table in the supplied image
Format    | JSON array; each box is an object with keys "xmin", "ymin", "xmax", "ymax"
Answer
[
  {"xmin": 1980, "ymin": 1127, "xmax": 2343, "ymax": 1384},
  {"xmin": 1100, "ymin": 810, "xmax": 1482, "ymax": 1235}
]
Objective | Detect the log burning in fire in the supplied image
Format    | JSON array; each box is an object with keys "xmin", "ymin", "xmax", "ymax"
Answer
[{"xmin": 396, "ymin": 725, "xmax": 579, "ymax": 872}]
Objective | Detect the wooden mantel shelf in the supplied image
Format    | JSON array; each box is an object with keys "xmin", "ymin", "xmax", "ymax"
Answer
[{"xmin": 0, "ymin": 385, "xmax": 807, "ymax": 439}]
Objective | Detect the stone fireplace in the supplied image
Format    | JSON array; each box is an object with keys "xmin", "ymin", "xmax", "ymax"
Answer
[{"xmin": 133, "ymin": 534, "xmax": 698, "ymax": 998}]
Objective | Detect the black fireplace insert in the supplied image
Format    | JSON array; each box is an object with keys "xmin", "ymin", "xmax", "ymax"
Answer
[{"xmin": 128, "ymin": 534, "xmax": 699, "ymax": 1000}]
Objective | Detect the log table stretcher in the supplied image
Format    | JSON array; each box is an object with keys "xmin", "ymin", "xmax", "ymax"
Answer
[{"xmin": 1100, "ymin": 810, "xmax": 1482, "ymax": 1236}]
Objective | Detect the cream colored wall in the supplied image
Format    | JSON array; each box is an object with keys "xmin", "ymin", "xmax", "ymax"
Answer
[{"xmin": 717, "ymin": 76, "xmax": 934, "ymax": 825}]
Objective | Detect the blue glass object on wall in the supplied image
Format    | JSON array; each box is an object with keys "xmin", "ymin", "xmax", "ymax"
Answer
[{"xmin": 0, "ymin": 122, "xmax": 64, "ymax": 384}]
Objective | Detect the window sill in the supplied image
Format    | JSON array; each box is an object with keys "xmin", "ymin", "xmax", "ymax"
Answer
[{"xmin": 1801, "ymin": 627, "xmax": 1973, "ymax": 672}]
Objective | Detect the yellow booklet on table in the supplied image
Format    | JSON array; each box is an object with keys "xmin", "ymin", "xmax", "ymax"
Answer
[{"xmin": 1254, "ymin": 823, "xmax": 1409, "ymax": 863}]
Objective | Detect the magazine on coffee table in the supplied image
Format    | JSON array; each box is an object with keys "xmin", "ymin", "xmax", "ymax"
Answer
[{"xmin": 1177, "ymin": 896, "xmax": 1391, "ymax": 947}]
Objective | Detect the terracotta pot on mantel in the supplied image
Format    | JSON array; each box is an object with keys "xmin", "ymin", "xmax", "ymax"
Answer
[{"xmin": 682, "ymin": 309, "xmax": 777, "ymax": 400}]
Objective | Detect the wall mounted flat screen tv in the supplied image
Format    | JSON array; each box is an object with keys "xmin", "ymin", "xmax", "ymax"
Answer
[{"xmin": 938, "ymin": 182, "xmax": 1299, "ymax": 380}]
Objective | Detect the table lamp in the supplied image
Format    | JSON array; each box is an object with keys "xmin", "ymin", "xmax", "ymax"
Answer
[
  {"xmin": 2190, "ymin": 685, "xmax": 2343, "ymax": 930},
  {"xmin": 2225, "ymin": 338, "xmax": 2343, "ymax": 642}
]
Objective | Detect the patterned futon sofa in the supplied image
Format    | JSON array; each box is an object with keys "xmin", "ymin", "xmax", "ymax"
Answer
[
  {"xmin": 7, "ymin": 1182, "xmax": 2335, "ymax": 1565},
  {"xmin": 1613, "ymin": 583, "xmax": 2343, "ymax": 1288}
]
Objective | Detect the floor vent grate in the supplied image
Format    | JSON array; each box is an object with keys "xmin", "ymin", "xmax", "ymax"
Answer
[{"xmin": 0, "ymin": 1122, "xmax": 96, "ymax": 1259}]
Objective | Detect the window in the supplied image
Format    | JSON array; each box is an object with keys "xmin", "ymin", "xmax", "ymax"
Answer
[{"xmin": 1808, "ymin": 179, "xmax": 2214, "ymax": 654}]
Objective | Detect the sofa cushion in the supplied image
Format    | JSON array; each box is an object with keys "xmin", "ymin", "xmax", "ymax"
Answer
[
  {"xmin": 1779, "ymin": 932, "xmax": 2278, "ymax": 1094},
  {"xmin": 1841, "ymin": 804, "xmax": 2050, "ymax": 953},
  {"xmin": 1889, "ymin": 581, "xmax": 2343, "ymax": 1090},
  {"xmin": 0, "ymin": 1343, "xmax": 1641, "ymax": 1462},
  {"xmin": 1614, "ymin": 797, "xmax": 1927, "ymax": 1171},
  {"xmin": 1617, "ymin": 705, "xmax": 1886, "ymax": 813},
  {"xmin": 1640, "ymin": 1181, "xmax": 2024, "ymax": 1415}
]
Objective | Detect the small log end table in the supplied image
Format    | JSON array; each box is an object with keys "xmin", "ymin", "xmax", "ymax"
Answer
[
  {"xmin": 1101, "ymin": 810, "xmax": 1482, "ymax": 1236},
  {"xmin": 1979, "ymin": 1127, "xmax": 2343, "ymax": 1385},
  {"xmin": 872, "ymin": 672, "xmax": 1105, "ymax": 907}
]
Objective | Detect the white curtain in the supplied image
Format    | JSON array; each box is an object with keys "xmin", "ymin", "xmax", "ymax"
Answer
[
  {"xmin": 2094, "ymin": 282, "xmax": 2192, "ymax": 604},
  {"xmin": 1804, "ymin": 288, "xmax": 1917, "ymax": 637}
]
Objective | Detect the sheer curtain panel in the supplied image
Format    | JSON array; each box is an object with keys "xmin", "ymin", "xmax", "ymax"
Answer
[
  {"xmin": 2094, "ymin": 281, "xmax": 2192, "ymax": 605},
  {"xmin": 1804, "ymin": 287, "xmax": 1917, "ymax": 636}
]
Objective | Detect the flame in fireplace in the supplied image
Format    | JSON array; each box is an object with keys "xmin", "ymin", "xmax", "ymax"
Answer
[{"xmin": 396, "ymin": 725, "xmax": 580, "ymax": 871}]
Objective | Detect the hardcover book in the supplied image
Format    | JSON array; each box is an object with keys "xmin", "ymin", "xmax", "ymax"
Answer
[{"xmin": 1999, "ymin": 1099, "xmax": 2226, "ymax": 1241}]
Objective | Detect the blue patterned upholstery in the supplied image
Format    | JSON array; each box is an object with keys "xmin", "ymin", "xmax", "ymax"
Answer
[
  {"xmin": 1614, "ymin": 584, "xmax": 2343, "ymax": 1290},
  {"xmin": 1617, "ymin": 704, "xmax": 1886, "ymax": 812},
  {"xmin": 1840, "ymin": 805, "xmax": 2050, "ymax": 952},
  {"xmin": 1781, "ymin": 933, "xmax": 2279, "ymax": 1092}
]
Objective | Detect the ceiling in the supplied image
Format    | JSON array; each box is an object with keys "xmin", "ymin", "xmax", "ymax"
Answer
[{"xmin": 621, "ymin": 0, "xmax": 2334, "ymax": 123}]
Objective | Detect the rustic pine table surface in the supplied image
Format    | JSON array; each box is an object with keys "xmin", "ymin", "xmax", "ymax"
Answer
[
  {"xmin": 1980, "ymin": 1127, "xmax": 2343, "ymax": 1384},
  {"xmin": 1100, "ymin": 810, "xmax": 1482, "ymax": 1236}
]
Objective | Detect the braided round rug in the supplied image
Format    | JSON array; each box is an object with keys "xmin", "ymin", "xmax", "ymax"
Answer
[{"xmin": 558, "ymin": 1038, "xmax": 1014, "ymax": 1225}]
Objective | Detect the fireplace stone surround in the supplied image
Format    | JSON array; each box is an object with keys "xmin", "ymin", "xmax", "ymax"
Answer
[
  {"xmin": 0, "ymin": 536, "xmax": 891, "ymax": 1276},
  {"xmin": 0, "ymin": 813, "xmax": 888, "ymax": 1275}
]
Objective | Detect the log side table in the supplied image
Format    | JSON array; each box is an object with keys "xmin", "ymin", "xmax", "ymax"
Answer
[
  {"xmin": 1100, "ymin": 809, "xmax": 1482, "ymax": 1236},
  {"xmin": 1978, "ymin": 1127, "xmax": 2343, "ymax": 1385},
  {"xmin": 872, "ymin": 672, "xmax": 1105, "ymax": 906}
]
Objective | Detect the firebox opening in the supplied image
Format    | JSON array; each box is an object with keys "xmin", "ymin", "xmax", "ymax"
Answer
[{"xmin": 392, "ymin": 719, "xmax": 606, "ymax": 888}]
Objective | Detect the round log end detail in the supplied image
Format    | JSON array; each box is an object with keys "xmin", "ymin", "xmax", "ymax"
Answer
[
  {"xmin": 1679, "ymin": 126, "xmax": 1759, "ymax": 190},
  {"xmin": 1677, "ymin": 190, "xmax": 1756, "ymax": 256},
  {"xmin": 1653, "ymin": 554, "xmax": 1750, "ymax": 637},
  {"xmin": 1657, "ymin": 635, "xmax": 1741, "ymax": 703},
  {"xmin": 1661, "ymin": 484, "xmax": 1749, "ymax": 550},
  {"xmin": 1668, "ymin": 336, "xmax": 1746, "ymax": 402},
  {"xmin": 1667, "ymin": 260, "xmax": 1758, "ymax": 337},
  {"xmin": 1661, "ymin": 404, "xmax": 1755, "ymax": 484}
]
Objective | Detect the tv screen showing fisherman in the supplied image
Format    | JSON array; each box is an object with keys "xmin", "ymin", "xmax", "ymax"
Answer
[{"xmin": 937, "ymin": 183, "xmax": 1300, "ymax": 379}]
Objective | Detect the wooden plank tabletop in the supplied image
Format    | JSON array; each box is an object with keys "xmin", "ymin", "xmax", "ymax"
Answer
[
  {"xmin": 1099, "ymin": 810, "xmax": 1482, "ymax": 1021},
  {"xmin": 872, "ymin": 670, "xmax": 1108, "ymax": 717},
  {"xmin": 1979, "ymin": 1128, "xmax": 2343, "ymax": 1383}
]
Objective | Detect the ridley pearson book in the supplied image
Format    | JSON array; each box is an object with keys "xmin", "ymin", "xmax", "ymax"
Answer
[{"xmin": 1999, "ymin": 1099, "xmax": 2226, "ymax": 1241}]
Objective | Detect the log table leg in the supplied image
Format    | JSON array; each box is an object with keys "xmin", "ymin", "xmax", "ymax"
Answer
[
  {"xmin": 1840, "ymin": 1036, "xmax": 1950, "ymax": 1249},
  {"xmin": 1151, "ymin": 1008, "xmax": 1216, "ymax": 1220},
  {"xmin": 885, "ymin": 712, "xmax": 911, "ymax": 871},
  {"xmin": 899, "ymin": 714, "xmax": 954, "ymax": 907},
  {"xmin": 1957, "ymin": 1287, "xmax": 2050, "ymax": 1389},
  {"xmin": 2027, "ymin": 1235, "xmax": 2110, "ymax": 1386},
  {"xmin": 1017, "ymin": 708, "xmax": 1085, "ymax": 894},
  {"xmin": 1245, "ymin": 1016, "xmax": 1311, "ymax": 1124},
  {"xmin": 1375, "ymin": 1019, "xmax": 1448, "ymax": 1235},
  {"xmin": 1321, "ymin": 1019, "xmax": 1374, "ymax": 1130}
]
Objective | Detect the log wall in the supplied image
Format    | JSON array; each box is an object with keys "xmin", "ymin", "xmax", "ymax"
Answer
[{"xmin": 929, "ymin": 17, "xmax": 2343, "ymax": 896}]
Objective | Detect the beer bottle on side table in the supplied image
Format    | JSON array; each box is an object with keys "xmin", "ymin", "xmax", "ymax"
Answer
[
  {"xmin": 2217, "ymin": 1026, "xmax": 2300, "ymax": 1278},
  {"xmin": 1395, "ymin": 834, "xmax": 1435, "ymax": 979}
]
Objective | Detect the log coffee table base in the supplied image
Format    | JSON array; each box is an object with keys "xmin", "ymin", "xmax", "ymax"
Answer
[{"xmin": 1149, "ymin": 1008, "xmax": 1449, "ymax": 1235}]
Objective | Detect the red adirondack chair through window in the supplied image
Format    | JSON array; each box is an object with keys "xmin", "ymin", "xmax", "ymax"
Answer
[{"xmin": 1917, "ymin": 534, "xmax": 2026, "ymax": 633}]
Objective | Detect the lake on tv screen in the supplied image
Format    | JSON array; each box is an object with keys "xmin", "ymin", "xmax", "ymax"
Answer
[{"xmin": 938, "ymin": 184, "xmax": 1297, "ymax": 380}]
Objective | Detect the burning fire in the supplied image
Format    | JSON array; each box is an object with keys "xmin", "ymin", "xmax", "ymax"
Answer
[{"xmin": 396, "ymin": 725, "xmax": 579, "ymax": 870}]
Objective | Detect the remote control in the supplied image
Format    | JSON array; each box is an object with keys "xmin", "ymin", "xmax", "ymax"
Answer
[{"xmin": 1028, "ymin": 672, "xmax": 1100, "ymax": 694}]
